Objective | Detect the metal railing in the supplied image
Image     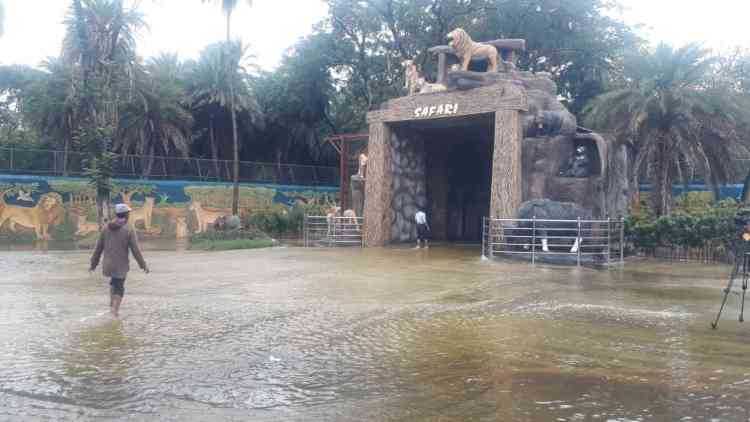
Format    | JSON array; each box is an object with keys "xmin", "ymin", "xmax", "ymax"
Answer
[
  {"xmin": 482, "ymin": 217, "xmax": 625, "ymax": 266},
  {"xmin": 303, "ymin": 215, "xmax": 364, "ymax": 247},
  {"xmin": 0, "ymin": 147, "xmax": 339, "ymax": 187}
]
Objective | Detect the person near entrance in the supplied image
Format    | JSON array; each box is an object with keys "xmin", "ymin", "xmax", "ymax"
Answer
[
  {"xmin": 415, "ymin": 209, "xmax": 430, "ymax": 249},
  {"xmin": 89, "ymin": 203, "xmax": 150, "ymax": 318}
]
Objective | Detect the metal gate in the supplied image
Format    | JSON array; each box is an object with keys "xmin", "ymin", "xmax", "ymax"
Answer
[
  {"xmin": 303, "ymin": 215, "xmax": 364, "ymax": 247},
  {"xmin": 482, "ymin": 217, "xmax": 625, "ymax": 266}
]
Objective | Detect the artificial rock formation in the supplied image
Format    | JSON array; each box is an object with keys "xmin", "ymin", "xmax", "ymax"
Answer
[
  {"xmin": 364, "ymin": 31, "xmax": 627, "ymax": 246},
  {"xmin": 388, "ymin": 131, "xmax": 427, "ymax": 242}
]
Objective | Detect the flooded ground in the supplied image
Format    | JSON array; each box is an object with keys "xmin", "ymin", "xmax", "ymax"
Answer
[{"xmin": 1, "ymin": 246, "xmax": 750, "ymax": 421}]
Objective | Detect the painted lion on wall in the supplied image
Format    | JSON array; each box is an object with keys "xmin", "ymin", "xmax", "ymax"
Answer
[
  {"xmin": 447, "ymin": 28, "xmax": 499, "ymax": 72},
  {"xmin": 0, "ymin": 192, "xmax": 65, "ymax": 240}
]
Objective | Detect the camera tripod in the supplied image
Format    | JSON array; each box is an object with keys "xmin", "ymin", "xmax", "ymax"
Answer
[{"xmin": 711, "ymin": 250, "xmax": 750, "ymax": 329}]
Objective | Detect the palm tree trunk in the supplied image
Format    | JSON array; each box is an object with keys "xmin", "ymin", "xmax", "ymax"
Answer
[
  {"xmin": 143, "ymin": 143, "xmax": 155, "ymax": 178},
  {"xmin": 275, "ymin": 146, "xmax": 283, "ymax": 183},
  {"xmin": 227, "ymin": 12, "xmax": 240, "ymax": 216},
  {"xmin": 741, "ymin": 167, "xmax": 750, "ymax": 203},
  {"xmin": 62, "ymin": 134, "xmax": 70, "ymax": 176},
  {"xmin": 654, "ymin": 141, "xmax": 674, "ymax": 216},
  {"xmin": 709, "ymin": 173, "xmax": 722, "ymax": 203},
  {"xmin": 209, "ymin": 114, "xmax": 220, "ymax": 179}
]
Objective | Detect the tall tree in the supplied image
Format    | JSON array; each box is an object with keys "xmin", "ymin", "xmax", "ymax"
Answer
[
  {"xmin": 118, "ymin": 53, "xmax": 194, "ymax": 177},
  {"xmin": 202, "ymin": 0, "xmax": 253, "ymax": 215},
  {"xmin": 255, "ymin": 32, "xmax": 337, "ymax": 175},
  {"xmin": 584, "ymin": 44, "xmax": 750, "ymax": 216},
  {"xmin": 187, "ymin": 41, "xmax": 262, "ymax": 179},
  {"xmin": 64, "ymin": 0, "xmax": 145, "ymax": 223}
]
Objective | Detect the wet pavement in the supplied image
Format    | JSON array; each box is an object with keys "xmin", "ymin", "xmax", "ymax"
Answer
[{"xmin": 1, "ymin": 246, "xmax": 750, "ymax": 421}]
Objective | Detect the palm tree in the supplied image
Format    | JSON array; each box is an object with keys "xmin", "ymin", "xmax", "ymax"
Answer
[
  {"xmin": 187, "ymin": 41, "xmax": 262, "ymax": 181},
  {"xmin": 118, "ymin": 53, "xmax": 193, "ymax": 177},
  {"xmin": 202, "ymin": 0, "xmax": 253, "ymax": 215},
  {"xmin": 64, "ymin": 0, "xmax": 145, "ymax": 223},
  {"xmin": 22, "ymin": 58, "xmax": 78, "ymax": 174},
  {"xmin": 584, "ymin": 44, "xmax": 750, "ymax": 216},
  {"xmin": 64, "ymin": 0, "xmax": 145, "ymax": 124}
]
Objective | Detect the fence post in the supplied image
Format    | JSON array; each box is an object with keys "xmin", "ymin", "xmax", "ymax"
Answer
[
  {"xmin": 303, "ymin": 214, "xmax": 307, "ymax": 247},
  {"xmin": 620, "ymin": 216, "xmax": 625, "ymax": 264},
  {"xmin": 482, "ymin": 217, "xmax": 487, "ymax": 258},
  {"xmin": 607, "ymin": 217, "xmax": 612, "ymax": 264},
  {"xmin": 532, "ymin": 216, "xmax": 536, "ymax": 265},
  {"xmin": 9, "ymin": 147, "xmax": 14, "ymax": 172},
  {"xmin": 490, "ymin": 219, "xmax": 495, "ymax": 259},
  {"xmin": 577, "ymin": 217, "xmax": 582, "ymax": 267}
]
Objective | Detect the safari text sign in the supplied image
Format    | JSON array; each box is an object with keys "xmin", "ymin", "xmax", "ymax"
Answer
[{"xmin": 413, "ymin": 103, "xmax": 459, "ymax": 119}]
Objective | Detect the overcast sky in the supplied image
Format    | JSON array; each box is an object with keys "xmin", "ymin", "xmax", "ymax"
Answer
[{"xmin": 0, "ymin": 0, "xmax": 748, "ymax": 70}]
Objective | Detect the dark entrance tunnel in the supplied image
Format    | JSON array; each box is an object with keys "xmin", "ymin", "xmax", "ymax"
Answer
[{"xmin": 398, "ymin": 114, "xmax": 494, "ymax": 243}]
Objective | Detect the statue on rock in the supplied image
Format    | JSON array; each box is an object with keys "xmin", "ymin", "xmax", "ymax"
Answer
[
  {"xmin": 403, "ymin": 60, "xmax": 422, "ymax": 96},
  {"xmin": 357, "ymin": 153, "xmax": 368, "ymax": 178},
  {"xmin": 447, "ymin": 28, "xmax": 499, "ymax": 72},
  {"xmin": 403, "ymin": 59, "xmax": 447, "ymax": 95}
]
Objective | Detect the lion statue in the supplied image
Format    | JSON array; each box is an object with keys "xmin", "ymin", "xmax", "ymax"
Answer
[
  {"xmin": 447, "ymin": 28, "xmax": 499, "ymax": 73},
  {"xmin": 0, "ymin": 192, "xmax": 65, "ymax": 240}
]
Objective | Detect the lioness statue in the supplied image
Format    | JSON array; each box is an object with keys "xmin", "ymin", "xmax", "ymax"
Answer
[
  {"xmin": 189, "ymin": 202, "xmax": 231, "ymax": 233},
  {"xmin": 447, "ymin": 28, "xmax": 499, "ymax": 72},
  {"xmin": 0, "ymin": 192, "xmax": 64, "ymax": 240},
  {"xmin": 130, "ymin": 197, "xmax": 155, "ymax": 230}
]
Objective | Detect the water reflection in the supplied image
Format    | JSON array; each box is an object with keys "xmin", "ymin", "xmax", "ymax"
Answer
[{"xmin": 1, "ymin": 247, "xmax": 750, "ymax": 420}]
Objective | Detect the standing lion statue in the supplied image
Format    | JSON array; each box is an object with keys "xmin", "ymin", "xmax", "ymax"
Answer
[{"xmin": 447, "ymin": 28, "xmax": 499, "ymax": 72}]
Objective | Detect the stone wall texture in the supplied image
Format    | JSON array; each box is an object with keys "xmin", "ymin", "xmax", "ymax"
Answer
[
  {"xmin": 363, "ymin": 123, "xmax": 393, "ymax": 246},
  {"xmin": 364, "ymin": 68, "xmax": 628, "ymax": 246},
  {"xmin": 389, "ymin": 129, "xmax": 427, "ymax": 242}
]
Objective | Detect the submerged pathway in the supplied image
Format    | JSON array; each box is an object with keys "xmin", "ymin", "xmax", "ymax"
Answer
[{"xmin": 1, "ymin": 247, "xmax": 748, "ymax": 421}]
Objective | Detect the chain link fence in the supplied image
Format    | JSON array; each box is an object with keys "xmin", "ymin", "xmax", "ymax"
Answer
[{"xmin": 0, "ymin": 148, "xmax": 339, "ymax": 187}]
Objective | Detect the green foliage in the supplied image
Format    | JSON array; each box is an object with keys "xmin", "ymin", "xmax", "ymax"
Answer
[
  {"xmin": 190, "ymin": 238, "xmax": 274, "ymax": 251},
  {"xmin": 246, "ymin": 203, "xmax": 325, "ymax": 236},
  {"xmin": 247, "ymin": 208, "xmax": 292, "ymax": 236},
  {"xmin": 190, "ymin": 227, "xmax": 268, "ymax": 242},
  {"xmin": 117, "ymin": 53, "xmax": 194, "ymax": 174},
  {"xmin": 78, "ymin": 125, "xmax": 116, "ymax": 198},
  {"xmin": 584, "ymin": 43, "xmax": 750, "ymax": 216},
  {"xmin": 625, "ymin": 198, "xmax": 738, "ymax": 253}
]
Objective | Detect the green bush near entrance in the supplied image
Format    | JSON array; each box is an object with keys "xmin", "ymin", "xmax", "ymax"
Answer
[
  {"xmin": 246, "ymin": 203, "xmax": 327, "ymax": 237},
  {"xmin": 625, "ymin": 197, "xmax": 738, "ymax": 255}
]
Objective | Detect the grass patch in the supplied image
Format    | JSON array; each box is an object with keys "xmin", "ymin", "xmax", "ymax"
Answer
[
  {"xmin": 189, "ymin": 228, "xmax": 275, "ymax": 251},
  {"xmin": 189, "ymin": 238, "xmax": 275, "ymax": 251}
]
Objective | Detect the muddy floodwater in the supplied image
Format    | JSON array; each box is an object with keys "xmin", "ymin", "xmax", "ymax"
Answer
[{"xmin": 2, "ymin": 246, "xmax": 750, "ymax": 421}]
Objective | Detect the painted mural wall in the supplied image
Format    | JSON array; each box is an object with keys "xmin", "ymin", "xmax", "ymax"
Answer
[{"xmin": 0, "ymin": 175, "xmax": 338, "ymax": 242}]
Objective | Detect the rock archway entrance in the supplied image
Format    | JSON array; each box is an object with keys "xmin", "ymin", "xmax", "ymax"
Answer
[{"xmin": 363, "ymin": 84, "xmax": 528, "ymax": 247}]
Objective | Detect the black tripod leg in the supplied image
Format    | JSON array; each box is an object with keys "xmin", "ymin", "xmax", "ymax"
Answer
[
  {"xmin": 712, "ymin": 261, "xmax": 741, "ymax": 329},
  {"xmin": 741, "ymin": 274, "xmax": 748, "ymax": 323}
]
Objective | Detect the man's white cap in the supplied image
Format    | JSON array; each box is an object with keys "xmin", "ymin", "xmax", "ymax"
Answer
[{"xmin": 115, "ymin": 203, "xmax": 132, "ymax": 214}]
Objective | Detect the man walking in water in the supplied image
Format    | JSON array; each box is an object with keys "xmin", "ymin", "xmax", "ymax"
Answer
[
  {"xmin": 90, "ymin": 204, "xmax": 149, "ymax": 318},
  {"xmin": 415, "ymin": 209, "xmax": 430, "ymax": 249}
]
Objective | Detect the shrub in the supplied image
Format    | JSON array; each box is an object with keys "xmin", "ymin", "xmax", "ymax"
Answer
[
  {"xmin": 625, "ymin": 197, "xmax": 739, "ymax": 255},
  {"xmin": 245, "ymin": 203, "xmax": 327, "ymax": 237}
]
